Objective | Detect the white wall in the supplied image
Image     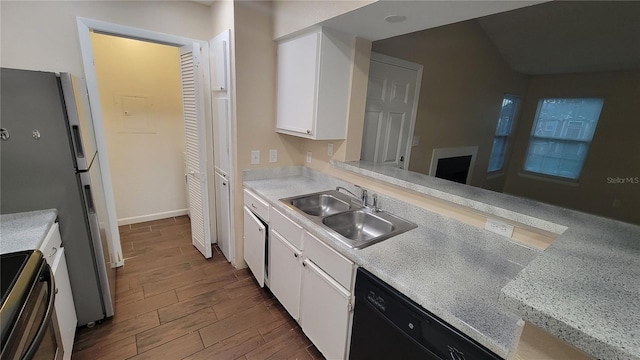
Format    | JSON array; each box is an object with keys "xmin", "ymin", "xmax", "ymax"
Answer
[
  {"xmin": 0, "ymin": 1, "xmax": 212, "ymax": 73},
  {"xmin": 91, "ymin": 33, "xmax": 187, "ymax": 225},
  {"xmin": 272, "ymin": 0, "xmax": 376, "ymax": 39}
]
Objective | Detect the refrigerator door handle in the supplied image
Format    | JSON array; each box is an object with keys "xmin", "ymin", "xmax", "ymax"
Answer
[
  {"xmin": 72, "ymin": 125, "xmax": 85, "ymax": 159},
  {"xmin": 83, "ymin": 185, "xmax": 95, "ymax": 214}
]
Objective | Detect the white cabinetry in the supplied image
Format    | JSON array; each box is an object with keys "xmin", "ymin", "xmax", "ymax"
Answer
[
  {"xmin": 41, "ymin": 223, "xmax": 76, "ymax": 360},
  {"xmin": 300, "ymin": 259, "xmax": 352, "ymax": 360},
  {"xmin": 243, "ymin": 189, "xmax": 270, "ymax": 288},
  {"xmin": 269, "ymin": 230, "xmax": 302, "ymax": 319},
  {"xmin": 242, "ymin": 187, "xmax": 356, "ymax": 359},
  {"xmin": 243, "ymin": 207, "xmax": 266, "ymax": 288},
  {"xmin": 276, "ymin": 28, "xmax": 354, "ymax": 140},
  {"xmin": 269, "ymin": 207, "xmax": 355, "ymax": 360}
]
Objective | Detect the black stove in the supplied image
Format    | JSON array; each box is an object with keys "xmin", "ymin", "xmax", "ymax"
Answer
[{"xmin": 1, "ymin": 251, "xmax": 32, "ymax": 303}]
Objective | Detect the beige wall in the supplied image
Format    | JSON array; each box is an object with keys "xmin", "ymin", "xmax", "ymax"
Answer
[
  {"xmin": 371, "ymin": 20, "xmax": 528, "ymax": 189},
  {"xmin": 90, "ymin": 33, "xmax": 187, "ymax": 225},
  {"xmin": 503, "ymin": 70, "xmax": 640, "ymax": 225},
  {"xmin": 272, "ymin": 0, "xmax": 375, "ymax": 40},
  {"xmin": 232, "ymin": 1, "xmax": 306, "ymax": 267},
  {"xmin": 0, "ymin": 1, "xmax": 212, "ymax": 74}
]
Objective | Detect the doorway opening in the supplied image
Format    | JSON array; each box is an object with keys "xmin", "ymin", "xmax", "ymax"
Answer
[
  {"xmin": 77, "ymin": 18, "xmax": 216, "ymax": 262},
  {"xmin": 90, "ymin": 32, "xmax": 189, "ymax": 230}
]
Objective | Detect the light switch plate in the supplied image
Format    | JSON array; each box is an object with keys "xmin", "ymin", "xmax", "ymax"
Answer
[
  {"xmin": 485, "ymin": 218, "xmax": 514, "ymax": 238},
  {"xmin": 269, "ymin": 149, "xmax": 278, "ymax": 163},
  {"xmin": 251, "ymin": 150, "xmax": 260, "ymax": 165},
  {"xmin": 306, "ymin": 152, "xmax": 312, "ymax": 163},
  {"xmin": 327, "ymin": 143, "xmax": 334, "ymax": 157},
  {"xmin": 412, "ymin": 136, "xmax": 420, "ymax": 146}
]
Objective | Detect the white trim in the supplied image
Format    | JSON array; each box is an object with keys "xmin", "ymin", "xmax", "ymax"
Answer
[
  {"xmin": 76, "ymin": 17, "xmax": 212, "ymax": 267},
  {"xmin": 368, "ymin": 52, "xmax": 423, "ymax": 169},
  {"xmin": 117, "ymin": 209, "xmax": 189, "ymax": 226},
  {"xmin": 429, "ymin": 146, "xmax": 479, "ymax": 185}
]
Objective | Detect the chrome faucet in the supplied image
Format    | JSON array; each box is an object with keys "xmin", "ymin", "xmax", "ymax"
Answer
[
  {"xmin": 371, "ymin": 193, "xmax": 381, "ymax": 212},
  {"xmin": 336, "ymin": 185, "xmax": 368, "ymax": 206}
]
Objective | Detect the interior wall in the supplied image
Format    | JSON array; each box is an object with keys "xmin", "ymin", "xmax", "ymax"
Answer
[
  {"xmin": 371, "ymin": 20, "xmax": 528, "ymax": 189},
  {"xmin": 90, "ymin": 33, "xmax": 187, "ymax": 224},
  {"xmin": 272, "ymin": 0, "xmax": 376, "ymax": 40},
  {"xmin": 503, "ymin": 70, "xmax": 640, "ymax": 225},
  {"xmin": 0, "ymin": 1, "xmax": 212, "ymax": 74},
  {"xmin": 232, "ymin": 0, "xmax": 305, "ymax": 267}
]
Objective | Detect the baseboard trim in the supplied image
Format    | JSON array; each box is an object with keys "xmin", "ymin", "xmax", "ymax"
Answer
[{"xmin": 118, "ymin": 209, "xmax": 189, "ymax": 226}]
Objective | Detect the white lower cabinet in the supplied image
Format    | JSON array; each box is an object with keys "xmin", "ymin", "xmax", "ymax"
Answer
[
  {"xmin": 41, "ymin": 223, "xmax": 77, "ymax": 360},
  {"xmin": 266, "ymin": 203, "xmax": 356, "ymax": 359},
  {"xmin": 300, "ymin": 259, "xmax": 352, "ymax": 360},
  {"xmin": 52, "ymin": 249, "xmax": 76, "ymax": 360},
  {"xmin": 243, "ymin": 206, "xmax": 266, "ymax": 287},
  {"xmin": 269, "ymin": 229, "xmax": 302, "ymax": 319}
]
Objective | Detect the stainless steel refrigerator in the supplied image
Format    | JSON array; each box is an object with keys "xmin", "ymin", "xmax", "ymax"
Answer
[{"xmin": 1, "ymin": 68, "xmax": 115, "ymax": 326}]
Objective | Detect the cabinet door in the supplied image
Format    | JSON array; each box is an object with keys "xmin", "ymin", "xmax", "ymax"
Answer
[
  {"xmin": 269, "ymin": 230, "xmax": 302, "ymax": 320},
  {"xmin": 243, "ymin": 206, "xmax": 266, "ymax": 287},
  {"xmin": 52, "ymin": 248, "xmax": 77, "ymax": 360},
  {"xmin": 276, "ymin": 31, "xmax": 319, "ymax": 136},
  {"xmin": 215, "ymin": 172, "xmax": 232, "ymax": 262},
  {"xmin": 300, "ymin": 259, "xmax": 351, "ymax": 360}
]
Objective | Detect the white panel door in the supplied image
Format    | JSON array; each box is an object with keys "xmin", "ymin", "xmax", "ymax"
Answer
[
  {"xmin": 243, "ymin": 206, "xmax": 266, "ymax": 287},
  {"xmin": 215, "ymin": 172, "xmax": 231, "ymax": 262},
  {"xmin": 362, "ymin": 57, "xmax": 420, "ymax": 168},
  {"xmin": 180, "ymin": 43, "xmax": 212, "ymax": 259}
]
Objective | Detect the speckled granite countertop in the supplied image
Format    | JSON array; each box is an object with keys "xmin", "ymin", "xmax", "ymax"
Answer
[
  {"xmin": 0, "ymin": 209, "xmax": 58, "ymax": 254},
  {"xmin": 335, "ymin": 161, "xmax": 640, "ymax": 360},
  {"xmin": 244, "ymin": 167, "xmax": 540, "ymax": 359}
]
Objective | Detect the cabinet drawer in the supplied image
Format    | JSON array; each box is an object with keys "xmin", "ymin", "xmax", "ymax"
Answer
[
  {"xmin": 244, "ymin": 189, "xmax": 269, "ymax": 222},
  {"xmin": 40, "ymin": 222, "xmax": 62, "ymax": 266},
  {"xmin": 304, "ymin": 231, "xmax": 354, "ymax": 290},
  {"xmin": 271, "ymin": 208, "xmax": 303, "ymax": 251}
]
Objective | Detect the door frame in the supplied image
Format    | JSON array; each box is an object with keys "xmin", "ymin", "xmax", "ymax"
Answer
[
  {"xmin": 76, "ymin": 17, "xmax": 214, "ymax": 265},
  {"xmin": 368, "ymin": 52, "xmax": 423, "ymax": 169}
]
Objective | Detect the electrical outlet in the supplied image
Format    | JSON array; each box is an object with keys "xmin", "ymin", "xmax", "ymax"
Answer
[
  {"xmin": 327, "ymin": 143, "xmax": 334, "ymax": 157},
  {"xmin": 251, "ymin": 150, "xmax": 260, "ymax": 165},
  {"xmin": 306, "ymin": 152, "xmax": 312, "ymax": 163},
  {"xmin": 485, "ymin": 218, "xmax": 514, "ymax": 238},
  {"xmin": 269, "ymin": 149, "xmax": 278, "ymax": 163}
]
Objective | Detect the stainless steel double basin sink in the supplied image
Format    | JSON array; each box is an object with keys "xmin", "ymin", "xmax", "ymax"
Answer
[{"xmin": 280, "ymin": 189, "xmax": 417, "ymax": 249}]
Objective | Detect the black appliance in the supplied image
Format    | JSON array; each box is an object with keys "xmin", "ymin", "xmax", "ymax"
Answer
[
  {"xmin": 0, "ymin": 251, "xmax": 62, "ymax": 359},
  {"xmin": 349, "ymin": 268, "xmax": 502, "ymax": 360}
]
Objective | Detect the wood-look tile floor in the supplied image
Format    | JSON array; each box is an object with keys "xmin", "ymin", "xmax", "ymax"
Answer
[{"xmin": 73, "ymin": 216, "xmax": 324, "ymax": 360}]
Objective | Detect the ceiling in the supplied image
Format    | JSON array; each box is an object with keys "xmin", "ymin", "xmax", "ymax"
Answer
[
  {"xmin": 321, "ymin": 1, "xmax": 640, "ymax": 75},
  {"xmin": 321, "ymin": 0, "xmax": 544, "ymax": 42},
  {"xmin": 477, "ymin": 1, "xmax": 640, "ymax": 75}
]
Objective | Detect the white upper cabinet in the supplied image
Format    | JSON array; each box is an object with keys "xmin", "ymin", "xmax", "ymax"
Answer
[{"xmin": 276, "ymin": 27, "xmax": 354, "ymax": 140}]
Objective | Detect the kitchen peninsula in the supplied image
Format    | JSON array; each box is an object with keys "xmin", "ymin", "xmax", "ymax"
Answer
[{"xmin": 245, "ymin": 164, "xmax": 639, "ymax": 360}]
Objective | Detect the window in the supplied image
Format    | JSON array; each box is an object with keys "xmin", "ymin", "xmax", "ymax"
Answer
[
  {"xmin": 524, "ymin": 98, "xmax": 604, "ymax": 180},
  {"xmin": 488, "ymin": 95, "xmax": 520, "ymax": 173}
]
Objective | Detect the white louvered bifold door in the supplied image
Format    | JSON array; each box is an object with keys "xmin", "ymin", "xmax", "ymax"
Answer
[{"xmin": 180, "ymin": 43, "xmax": 212, "ymax": 259}]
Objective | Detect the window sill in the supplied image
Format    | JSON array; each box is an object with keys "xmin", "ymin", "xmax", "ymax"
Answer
[{"xmin": 517, "ymin": 171, "xmax": 580, "ymax": 186}]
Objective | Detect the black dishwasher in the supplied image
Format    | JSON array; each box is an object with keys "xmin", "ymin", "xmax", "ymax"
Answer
[{"xmin": 349, "ymin": 268, "xmax": 502, "ymax": 360}]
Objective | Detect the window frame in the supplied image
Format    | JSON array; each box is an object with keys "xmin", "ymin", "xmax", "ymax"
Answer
[
  {"xmin": 487, "ymin": 94, "xmax": 521, "ymax": 174},
  {"xmin": 521, "ymin": 97, "xmax": 604, "ymax": 182}
]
